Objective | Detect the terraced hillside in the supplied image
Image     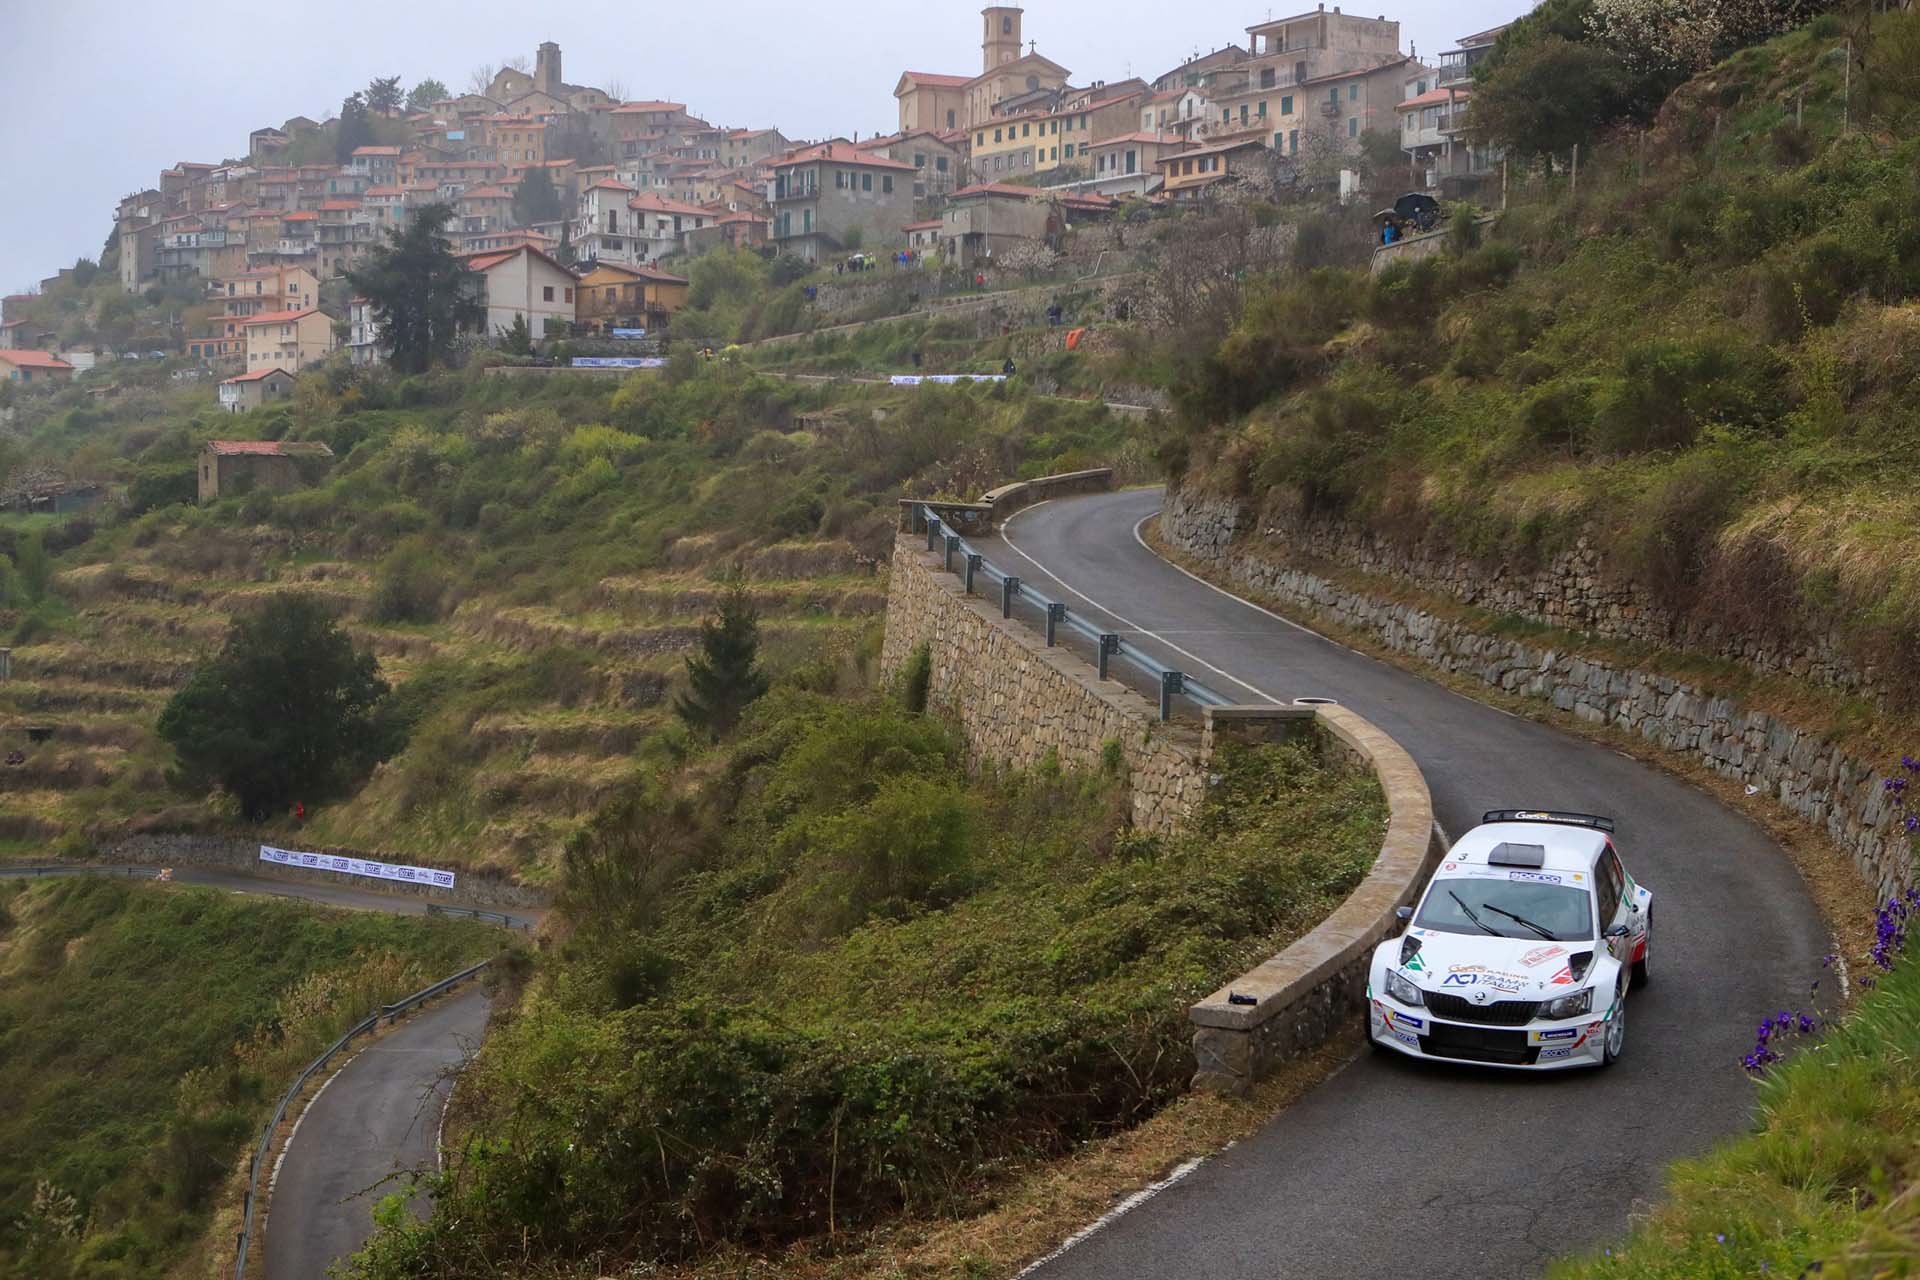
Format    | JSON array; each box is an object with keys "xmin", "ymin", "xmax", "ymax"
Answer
[{"xmin": 0, "ymin": 362, "xmax": 1137, "ymax": 878}]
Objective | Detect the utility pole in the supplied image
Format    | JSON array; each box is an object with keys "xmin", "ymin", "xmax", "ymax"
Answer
[
  {"xmin": 1843, "ymin": 38, "xmax": 1852, "ymax": 134},
  {"xmin": 1570, "ymin": 143, "xmax": 1578, "ymax": 198}
]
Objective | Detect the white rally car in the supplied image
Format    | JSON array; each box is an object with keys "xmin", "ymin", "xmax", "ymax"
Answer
[{"xmin": 1367, "ymin": 809, "xmax": 1652, "ymax": 1070}]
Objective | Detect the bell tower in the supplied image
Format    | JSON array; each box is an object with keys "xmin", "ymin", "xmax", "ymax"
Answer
[
  {"xmin": 982, "ymin": 6, "xmax": 1023, "ymax": 73},
  {"xmin": 535, "ymin": 41, "xmax": 563, "ymax": 95}
]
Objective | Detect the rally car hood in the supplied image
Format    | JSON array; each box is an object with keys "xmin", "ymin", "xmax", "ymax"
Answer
[{"xmin": 1396, "ymin": 928, "xmax": 1593, "ymax": 998}]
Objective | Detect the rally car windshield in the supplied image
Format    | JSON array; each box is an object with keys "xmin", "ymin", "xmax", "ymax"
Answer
[{"xmin": 1414, "ymin": 876, "xmax": 1594, "ymax": 941}]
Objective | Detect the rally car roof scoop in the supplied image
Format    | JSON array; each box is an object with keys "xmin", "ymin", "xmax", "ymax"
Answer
[{"xmin": 1487, "ymin": 842, "xmax": 1548, "ymax": 868}]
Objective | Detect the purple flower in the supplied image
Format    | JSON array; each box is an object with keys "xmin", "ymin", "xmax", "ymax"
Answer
[{"xmin": 1715, "ymin": 1233, "xmax": 1727, "ymax": 1245}]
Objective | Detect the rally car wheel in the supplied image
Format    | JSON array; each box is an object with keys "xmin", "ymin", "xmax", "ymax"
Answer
[
  {"xmin": 1601, "ymin": 988, "xmax": 1627, "ymax": 1067},
  {"xmin": 1631, "ymin": 907, "xmax": 1652, "ymax": 989}
]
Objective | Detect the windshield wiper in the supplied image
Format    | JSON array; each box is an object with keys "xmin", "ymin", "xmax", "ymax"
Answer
[
  {"xmin": 1480, "ymin": 902, "xmax": 1558, "ymax": 941},
  {"xmin": 1448, "ymin": 890, "xmax": 1501, "ymax": 936}
]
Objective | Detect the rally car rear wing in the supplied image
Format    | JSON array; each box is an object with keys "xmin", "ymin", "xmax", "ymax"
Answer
[{"xmin": 1482, "ymin": 808, "xmax": 1617, "ymax": 833}]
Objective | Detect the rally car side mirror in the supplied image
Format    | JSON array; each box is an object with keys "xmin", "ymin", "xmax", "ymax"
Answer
[{"xmin": 1395, "ymin": 905, "xmax": 1413, "ymax": 922}]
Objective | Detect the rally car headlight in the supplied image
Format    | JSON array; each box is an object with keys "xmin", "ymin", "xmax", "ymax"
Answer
[
  {"xmin": 1544, "ymin": 988, "xmax": 1593, "ymax": 1020},
  {"xmin": 1384, "ymin": 969, "xmax": 1424, "ymax": 1007}
]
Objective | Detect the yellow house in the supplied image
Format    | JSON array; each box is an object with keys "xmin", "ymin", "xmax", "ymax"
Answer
[
  {"xmin": 573, "ymin": 262, "xmax": 690, "ymax": 334},
  {"xmin": 241, "ymin": 307, "xmax": 334, "ymax": 374}
]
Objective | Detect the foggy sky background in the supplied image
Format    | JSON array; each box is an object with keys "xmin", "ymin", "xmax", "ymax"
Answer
[{"xmin": 0, "ymin": 0, "xmax": 1533, "ymax": 294}]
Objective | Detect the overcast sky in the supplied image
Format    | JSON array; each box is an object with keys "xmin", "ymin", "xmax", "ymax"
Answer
[{"xmin": 0, "ymin": 0, "xmax": 1533, "ymax": 294}]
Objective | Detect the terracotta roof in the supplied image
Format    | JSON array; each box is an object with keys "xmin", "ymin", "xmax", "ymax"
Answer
[
  {"xmin": 219, "ymin": 368, "xmax": 296, "ymax": 384},
  {"xmin": 459, "ymin": 244, "xmax": 575, "ymax": 276},
  {"xmin": 319, "ymin": 200, "xmax": 362, "ymax": 211},
  {"xmin": 1398, "ymin": 86, "xmax": 1468, "ymax": 110},
  {"xmin": 900, "ymin": 71, "xmax": 972, "ymax": 88},
  {"xmin": 0, "ymin": 350, "xmax": 73, "ymax": 371},
  {"xmin": 583, "ymin": 261, "xmax": 690, "ymax": 284},
  {"xmin": 772, "ymin": 142, "xmax": 915, "ymax": 171},
  {"xmin": 363, "ymin": 184, "xmax": 404, "ymax": 195},
  {"xmin": 204, "ymin": 438, "xmax": 333, "ymax": 455},
  {"xmin": 587, "ymin": 178, "xmax": 636, "ymax": 192},
  {"xmin": 627, "ymin": 192, "xmax": 711, "ymax": 217},
  {"xmin": 903, "ymin": 219, "xmax": 944, "ymax": 231},
  {"xmin": 352, "ymin": 146, "xmax": 402, "ymax": 156},
  {"xmin": 612, "ymin": 100, "xmax": 686, "ymax": 113},
  {"xmin": 461, "ymin": 185, "xmax": 514, "ymax": 199},
  {"xmin": 0, "ymin": 319, "xmax": 27, "ymax": 329},
  {"xmin": 283, "ymin": 211, "xmax": 318, "ymax": 221},
  {"xmin": 239, "ymin": 308, "xmax": 322, "ymax": 326}
]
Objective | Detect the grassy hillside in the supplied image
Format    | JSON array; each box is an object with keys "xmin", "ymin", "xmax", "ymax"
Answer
[
  {"xmin": 0, "ymin": 876, "xmax": 499, "ymax": 1280},
  {"xmin": 345, "ymin": 701, "xmax": 1385, "ymax": 1278},
  {"xmin": 1551, "ymin": 911, "xmax": 1918, "ymax": 1279},
  {"xmin": 0, "ymin": 362, "xmax": 1143, "ymax": 874},
  {"xmin": 1164, "ymin": 11, "xmax": 1920, "ymax": 708}
]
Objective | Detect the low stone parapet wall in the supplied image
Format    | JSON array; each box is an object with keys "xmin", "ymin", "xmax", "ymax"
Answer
[
  {"xmin": 1163, "ymin": 490, "xmax": 1915, "ymax": 898},
  {"xmin": 1190, "ymin": 704, "xmax": 1444, "ymax": 1093},
  {"xmin": 92, "ymin": 833, "xmax": 552, "ymax": 911}
]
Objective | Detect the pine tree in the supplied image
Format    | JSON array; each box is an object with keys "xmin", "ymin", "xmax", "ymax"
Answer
[
  {"xmin": 336, "ymin": 92, "xmax": 373, "ymax": 163},
  {"xmin": 673, "ymin": 583, "xmax": 769, "ymax": 738},
  {"xmin": 513, "ymin": 167, "xmax": 564, "ymax": 225},
  {"xmin": 555, "ymin": 221, "xmax": 577, "ymax": 267},
  {"xmin": 366, "ymin": 75, "xmax": 404, "ymax": 116},
  {"xmin": 502, "ymin": 312, "xmax": 533, "ymax": 354},
  {"xmin": 347, "ymin": 203, "xmax": 484, "ymax": 373}
]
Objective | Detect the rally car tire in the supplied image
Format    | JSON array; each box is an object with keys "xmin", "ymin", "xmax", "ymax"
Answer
[
  {"xmin": 1631, "ymin": 908, "xmax": 1652, "ymax": 990},
  {"xmin": 1600, "ymin": 985, "xmax": 1627, "ymax": 1067}
]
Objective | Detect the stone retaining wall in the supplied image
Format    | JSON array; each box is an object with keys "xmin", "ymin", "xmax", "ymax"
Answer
[
  {"xmin": 94, "ymin": 833, "xmax": 553, "ymax": 911},
  {"xmin": 880, "ymin": 534, "xmax": 1205, "ymax": 834},
  {"xmin": 1163, "ymin": 489, "xmax": 1916, "ymax": 898},
  {"xmin": 1165, "ymin": 490, "xmax": 1869, "ymax": 699}
]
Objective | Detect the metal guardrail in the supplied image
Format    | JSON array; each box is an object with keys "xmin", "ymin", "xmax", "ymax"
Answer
[
  {"xmin": 231, "ymin": 957, "xmax": 492, "ymax": 1279},
  {"xmin": 0, "ymin": 864, "xmax": 161, "ymax": 881},
  {"xmin": 911, "ymin": 502, "xmax": 1233, "ymax": 721},
  {"xmin": 426, "ymin": 902, "xmax": 529, "ymax": 931}
]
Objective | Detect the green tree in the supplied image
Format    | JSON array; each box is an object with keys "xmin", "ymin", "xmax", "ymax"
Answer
[
  {"xmin": 512, "ymin": 166, "xmax": 564, "ymax": 225},
  {"xmin": 554, "ymin": 220, "xmax": 577, "ymax": 267},
  {"xmin": 157, "ymin": 594, "xmax": 396, "ymax": 817},
  {"xmin": 406, "ymin": 78, "xmax": 450, "ymax": 113},
  {"xmin": 1468, "ymin": 35, "xmax": 1634, "ymax": 156},
  {"xmin": 366, "ymin": 75, "xmax": 404, "ymax": 116},
  {"xmin": 14, "ymin": 531, "xmax": 50, "ymax": 603},
  {"xmin": 347, "ymin": 203, "xmax": 484, "ymax": 373},
  {"xmin": 673, "ymin": 583, "xmax": 768, "ymax": 738},
  {"xmin": 336, "ymin": 92, "xmax": 373, "ymax": 163},
  {"xmin": 501, "ymin": 311, "xmax": 533, "ymax": 354}
]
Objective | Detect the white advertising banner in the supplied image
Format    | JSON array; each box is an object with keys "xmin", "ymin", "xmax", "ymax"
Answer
[
  {"xmin": 260, "ymin": 845, "xmax": 455, "ymax": 890},
  {"xmin": 888, "ymin": 374, "xmax": 1008, "ymax": 386}
]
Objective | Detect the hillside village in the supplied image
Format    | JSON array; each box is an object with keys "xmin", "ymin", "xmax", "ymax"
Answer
[{"xmin": 0, "ymin": 3, "xmax": 1500, "ymax": 397}]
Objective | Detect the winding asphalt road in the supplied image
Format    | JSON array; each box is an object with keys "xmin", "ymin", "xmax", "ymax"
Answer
[
  {"xmin": 264, "ymin": 985, "xmax": 490, "ymax": 1278},
  {"xmin": 1, "ymin": 864, "xmax": 505, "ymax": 1278},
  {"xmin": 983, "ymin": 489, "xmax": 1829, "ymax": 1280}
]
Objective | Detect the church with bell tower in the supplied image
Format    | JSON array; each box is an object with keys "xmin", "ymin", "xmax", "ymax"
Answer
[{"xmin": 893, "ymin": 5, "xmax": 1072, "ymax": 134}]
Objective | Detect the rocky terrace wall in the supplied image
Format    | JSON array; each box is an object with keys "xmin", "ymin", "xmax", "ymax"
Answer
[{"xmin": 1163, "ymin": 490, "xmax": 1916, "ymax": 898}]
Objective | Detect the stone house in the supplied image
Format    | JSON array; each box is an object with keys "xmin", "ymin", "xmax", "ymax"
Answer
[
  {"xmin": 216, "ymin": 367, "xmax": 297, "ymax": 412},
  {"xmin": 241, "ymin": 307, "xmax": 334, "ymax": 373},
  {"xmin": 867, "ymin": 129, "xmax": 965, "ymax": 199},
  {"xmin": 461, "ymin": 244, "xmax": 578, "ymax": 340},
  {"xmin": 720, "ymin": 128, "xmax": 790, "ymax": 170},
  {"xmin": 573, "ymin": 262, "xmax": 690, "ymax": 335},
  {"xmin": 940, "ymin": 183, "xmax": 1050, "ymax": 269},
  {"xmin": 770, "ymin": 143, "xmax": 916, "ymax": 263},
  {"xmin": 0, "ymin": 351, "xmax": 75, "ymax": 386},
  {"xmin": 197, "ymin": 439, "xmax": 334, "ymax": 502}
]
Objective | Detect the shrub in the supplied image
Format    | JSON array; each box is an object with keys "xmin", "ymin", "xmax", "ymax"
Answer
[
  {"xmin": 1594, "ymin": 338, "xmax": 1782, "ymax": 452},
  {"xmin": 369, "ymin": 541, "xmax": 447, "ymax": 624},
  {"xmin": 899, "ymin": 641, "xmax": 932, "ymax": 713}
]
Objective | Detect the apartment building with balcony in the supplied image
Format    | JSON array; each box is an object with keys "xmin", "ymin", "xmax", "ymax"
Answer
[
  {"xmin": 1399, "ymin": 26, "xmax": 1506, "ymax": 191},
  {"xmin": 769, "ymin": 143, "xmax": 915, "ymax": 263}
]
